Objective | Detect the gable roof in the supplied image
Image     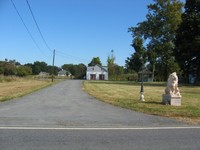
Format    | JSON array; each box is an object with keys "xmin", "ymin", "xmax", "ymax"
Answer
[
  {"xmin": 87, "ymin": 64, "xmax": 108, "ymax": 72},
  {"xmin": 58, "ymin": 69, "xmax": 71, "ymax": 75}
]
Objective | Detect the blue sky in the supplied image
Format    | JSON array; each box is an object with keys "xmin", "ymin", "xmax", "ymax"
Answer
[{"xmin": 1, "ymin": 0, "xmax": 153, "ymax": 67}]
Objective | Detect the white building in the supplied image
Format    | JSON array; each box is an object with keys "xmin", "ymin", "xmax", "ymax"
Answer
[
  {"xmin": 58, "ymin": 69, "xmax": 71, "ymax": 77},
  {"xmin": 86, "ymin": 64, "xmax": 108, "ymax": 80}
]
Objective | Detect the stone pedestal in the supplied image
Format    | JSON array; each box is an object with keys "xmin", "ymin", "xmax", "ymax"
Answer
[{"xmin": 162, "ymin": 94, "xmax": 182, "ymax": 106}]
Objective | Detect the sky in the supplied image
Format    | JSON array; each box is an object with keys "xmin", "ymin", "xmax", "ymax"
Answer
[{"xmin": 1, "ymin": 0, "xmax": 153, "ymax": 67}]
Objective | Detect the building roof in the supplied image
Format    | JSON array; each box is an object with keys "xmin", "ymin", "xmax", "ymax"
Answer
[
  {"xmin": 58, "ymin": 69, "xmax": 71, "ymax": 75},
  {"xmin": 87, "ymin": 64, "xmax": 108, "ymax": 72}
]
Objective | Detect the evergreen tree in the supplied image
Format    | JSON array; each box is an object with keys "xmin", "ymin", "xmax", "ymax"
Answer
[
  {"xmin": 126, "ymin": 37, "xmax": 147, "ymax": 72},
  {"xmin": 175, "ymin": 0, "xmax": 200, "ymax": 84}
]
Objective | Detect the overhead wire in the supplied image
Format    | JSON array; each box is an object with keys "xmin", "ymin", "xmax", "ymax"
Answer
[
  {"xmin": 10, "ymin": 0, "xmax": 47, "ymax": 56},
  {"xmin": 56, "ymin": 50, "xmax": 90, "ymax": 64},
  {"xmin": 26, "ymin": 0, "xmax": 52, "ymax": 52},
  {"xmin": 25, "ymin": 0, "xmax": 91, "ymax": 64},
  {"xmin": 11, "ymin": 0, "xmax": 90, "ymax": 65}
]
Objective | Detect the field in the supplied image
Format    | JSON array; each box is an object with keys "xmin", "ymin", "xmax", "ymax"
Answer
[
  {"xmin": 0, "ymin": 76, "xmax": 52, "ymax": 102},
  {"xmin": 84, "ymin": 81, "xmax": 200, "ymax": 125}
]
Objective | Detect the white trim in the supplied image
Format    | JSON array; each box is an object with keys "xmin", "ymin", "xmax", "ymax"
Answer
[{"xmin": 0, "ymin": 126, "xmax": 199, "ymax": 130}]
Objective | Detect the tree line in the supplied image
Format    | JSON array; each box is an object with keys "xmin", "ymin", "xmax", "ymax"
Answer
[{"xmin": 0, "ymin": 59, "xmax": 87, "ymax": 79}]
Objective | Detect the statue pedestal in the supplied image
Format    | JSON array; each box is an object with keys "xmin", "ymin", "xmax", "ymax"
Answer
[{"xmin": 162, "ymin": 94, "xmax": 181, "ymax": 106}]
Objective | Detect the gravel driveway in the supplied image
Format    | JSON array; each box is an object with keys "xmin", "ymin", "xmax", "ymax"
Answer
[{"xmin": 0, "ymin": 80, "xmax": 186, "ymax": 128}]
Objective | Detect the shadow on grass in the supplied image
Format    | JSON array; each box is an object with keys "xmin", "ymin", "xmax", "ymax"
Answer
[
  {"xmin": 86, "ymin": 80, "xmax": 166, "ymax": 87},
  {"xmin": 143, "ymin": 101, "xmax": 163, "ymax": 105}
]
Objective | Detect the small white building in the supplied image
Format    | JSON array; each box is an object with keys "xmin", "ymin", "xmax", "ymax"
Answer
[
  {"xmin": 58, "ymin": 69, "xmax": 71, "ymax": 77},
  {"xmin": 86, "ymin": 64, "xmax": 108, "ymax": 80}
]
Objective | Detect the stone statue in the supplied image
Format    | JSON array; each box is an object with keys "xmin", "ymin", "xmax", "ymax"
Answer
[
  {"xmin": 165, "ymin": 72, "xmax": 181, "ymax": 96},
  {"xmin": 163, "ymin": 72, "xmax": 182, "ymax": 106}
]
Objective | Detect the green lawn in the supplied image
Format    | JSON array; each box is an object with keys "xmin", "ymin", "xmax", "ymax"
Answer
[{"xmin": 83, "ymin": 81, "xmax": 200, "ymax": 125}]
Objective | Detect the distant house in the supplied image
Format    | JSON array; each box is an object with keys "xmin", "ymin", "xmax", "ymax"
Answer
[
  {"xmin": 86, "ymin": 64, "xmax": 108, "ymax": 80},
  {"xmin": 58, "ymin": 69, "xmax": 71, "ymax": 77},
  {"xmin": 138, "ymin": 69, "xmax": 153, "ymax": 82},
  {"xmin": 38, "ymin": 72, "xmax": 49, "ymax": 79}
]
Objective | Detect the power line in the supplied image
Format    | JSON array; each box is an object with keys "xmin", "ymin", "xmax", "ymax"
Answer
[
  {"xmin": 11, "ymin": 0, "xmax": 89, "ymax": 65},
  {"xmin": 26, "ymin": 0, "xmax": 52, "ymax": 52},
  {"xmin": 56, "ymin": 50, "xmax": 90, "ymax": 63},
  {"xmin": 10, "ymin": 0, "xmax": 46, "ymax": 55}
]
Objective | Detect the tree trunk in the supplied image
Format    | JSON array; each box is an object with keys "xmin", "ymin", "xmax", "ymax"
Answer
[
  {"xmin": 195, "ymin": 64, "xmax": 200, "ymax": 85},
  {"xmin": 152, "ymin": 63, "xmax": 155, "ymax": 82}
]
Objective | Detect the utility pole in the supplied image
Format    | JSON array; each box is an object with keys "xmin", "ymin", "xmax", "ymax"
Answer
[
  {"xmin": 140, "ymin": 57, "xmax": 145, "ymax": 101},
  {"xmin": 52, "ymin": 49, "xmax": 55, "ymax": 82}
]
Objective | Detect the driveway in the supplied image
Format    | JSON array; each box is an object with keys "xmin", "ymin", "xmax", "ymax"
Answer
[{"xmin": 0, "ymin": 80, "xmax": 187, "ymax": 128}]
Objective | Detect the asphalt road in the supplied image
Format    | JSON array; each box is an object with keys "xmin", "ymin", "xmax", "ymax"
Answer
[
  {"xmin": 0, "ymin": 80, "xmax": 186, "ymax": 128},
  {"xmin": 0, "ymin": 80, "xmax": 199, "ymax": 150},
  {"xmin": 0, "ymin": 128, "xmax": 200, "ymax": 150}
]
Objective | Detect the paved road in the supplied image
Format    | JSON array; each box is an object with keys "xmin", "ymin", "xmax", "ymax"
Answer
[
  {"xmin": 0, "ymin": 128, "xmax": 200, "ymax": 150},
  {"xmin": 0, "ymin": 80, "xmax": 186, "ymax": 128}
]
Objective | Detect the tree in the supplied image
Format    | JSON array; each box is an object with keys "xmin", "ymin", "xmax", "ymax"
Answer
[
  {"xmin": 47, "ymin": 65, "xmax": 59, "ymax": 75},
  {"xmin": 107, "ymin": 50, "xmax": 116, "ymax": 75},
  {"xmin": 0, "ymin": 61, "xmax": 5, "ymax": 75},
  {"xmin": 74, "ymin": 63, "xmax": 86, "ymax": 79},
  {"xmin": 3, "ymin": 62, "xmax": 16, "ymax": 76},
  {"xmin": 128, "ymin": 0, "xmax": 183, "ymax": 80},
  {"xmin": 16, "ymin": 66, "xmax": 32, "ymax": 77},
  {"xmin": 175, "ymin": 0, "xmax": 200, "ymax": 84},
  {"xmin": 88, "ymin": 57, "xmax": 102, "ymax": 66},
  {"xmin": 62, "ymin": 63, "xmax": 86, "ymax": 79},
  {"xmin": 62, "ymin": 64, "xmax": 75, "ymax": 75},
  {"xmin": 32, "ymin": 61, "xmax": 48, "ymax": 75},
  {"xmin": 125, "ymin": 37, "xmax": 147, "ymax": 72}
]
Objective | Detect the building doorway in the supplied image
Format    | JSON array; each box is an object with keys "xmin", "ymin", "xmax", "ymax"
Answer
[
  {"xmin": 99, "ymin": 74, "xmax": 105, "ymax": 80},
  {"xmin": 90, "ymin": 74, "xmax": 96, "ymax": 80}
]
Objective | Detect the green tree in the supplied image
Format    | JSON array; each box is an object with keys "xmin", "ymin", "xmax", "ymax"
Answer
[
  {"xmin": 107, "ymin": 50, "xmax": 116, "ymax": 75},
  {"xmin": 88, "ymin": 57, "xmax": 102, "ymax": 66},
  {"xmin": 62, "ymin": 63, "xmax": 86, "ymax": 79},
  {"xmin": 16, "ymin": 66, "xmax": 32, "ymax": 77},
  {"xmin": 125, "ymin": 37, "xmax": 147, "ymax": 72},
  {"xmin": 47, "ymin": 65, "xmax": 59, "ymax": 75},
  {"xmin": 62, "ymin": 64, "xmax": 75, "ymax": 75},
  {"xmin": 74, "ymin": 63, "xmax": 86, "ymax": 79},
  {"xmin": 3, "ymin": 62, "xmax": 16, "ymax": 76},
  {"xmin": 31, "ymin": 61, "xmax": 48, "ymax": 75},
  {"xmin": 175, "ymin": 0, "xmax": 200, "ymax": 84},
  {"xmin": 0, "ymin": 61, "xmax": 5, "ymax": 75},
  {"xmin": 128, "ymin": 0, "xmax": 183, "ymax": 80}
]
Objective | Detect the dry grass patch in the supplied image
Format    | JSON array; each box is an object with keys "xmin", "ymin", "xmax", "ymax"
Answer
[
  {"xmin": 84, "ymin": 81, "xmax": 200, "ymax": 125},
  {"xmin": 0, "ymin": 77, "xmax": 52, "ymax": 102}
]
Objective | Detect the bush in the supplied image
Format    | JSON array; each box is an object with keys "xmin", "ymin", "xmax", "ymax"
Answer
[{"xmin": 16, "ymin": 66, "xmax": 32, "ymax": 77}]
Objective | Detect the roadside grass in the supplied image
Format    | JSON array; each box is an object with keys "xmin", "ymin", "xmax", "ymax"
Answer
[
  {"xmin": 83, "ymin": 81, "xmax": 200, "ymax": 125},
  {"xmin": 0, "ymin": 76, "xmax": 53, "ymax": 102}
]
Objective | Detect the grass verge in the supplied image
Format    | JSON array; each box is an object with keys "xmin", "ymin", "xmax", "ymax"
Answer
[
  {"xmin": 0, "ymin": 77, "xmax": 53, "ymax": 102},
  {"xmin": 83, "ymin": 80, "xmax": 200, "ymax": 125}
]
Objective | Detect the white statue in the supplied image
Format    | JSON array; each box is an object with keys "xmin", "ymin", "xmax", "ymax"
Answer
[
  {"xmin": 163, "ymin": 72, "xmax": 182, "ymax": 106},
  {"xmin": 165, "ymin": 72, "xmax": 180, "ymax": 96}
]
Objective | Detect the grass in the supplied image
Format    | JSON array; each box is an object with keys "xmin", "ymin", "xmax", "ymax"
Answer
[
  {"xmin": 0, "ymin": 76, "xmax": 53, "ymax": 102},
  {"xmin": 83, "ymin": 80, "xmax": 200, "ymax": 125}
]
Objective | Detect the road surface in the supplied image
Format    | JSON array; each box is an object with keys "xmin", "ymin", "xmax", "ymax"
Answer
[{"xmin": 0, "ymin": 80, "xmax": 186, "ymax": 128}]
